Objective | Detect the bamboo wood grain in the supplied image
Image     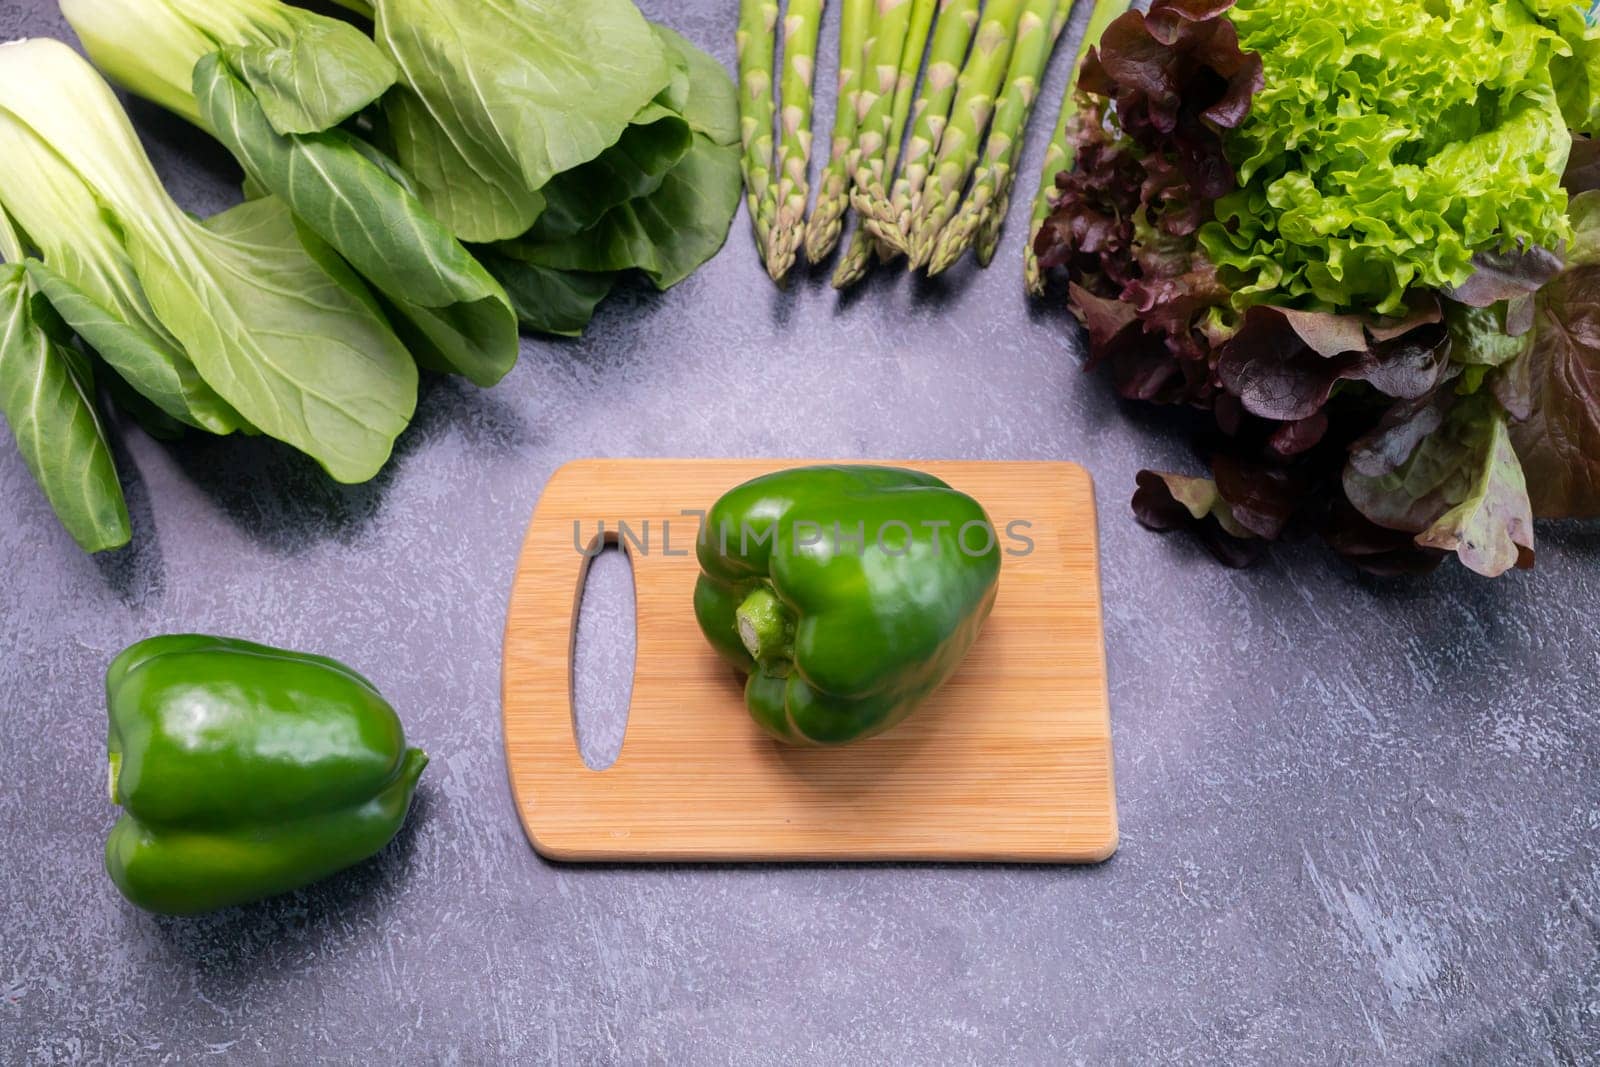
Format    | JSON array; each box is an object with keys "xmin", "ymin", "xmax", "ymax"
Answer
[{"xmin": 502, "ymin": 459, "xmax": 1117, "ymax": 862}]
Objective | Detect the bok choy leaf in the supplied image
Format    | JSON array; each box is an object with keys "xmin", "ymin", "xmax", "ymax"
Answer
[
  {"xmin": 0, "ymin": 39, "xmax": 416, "ymax": 483},
  {"xmin": 457, "ymin": 15, "xmax": 744, "ymax": 326},
  {"xmin": 63, "ymin": 0, "xmax": 740, "ymax": 343},
  {"xmin": 192, "ymin": 54, "xmax": 518, "ymax": 386},
  {"xmin": 65, "ymin": 0, "xmax": 395, "ymax": 134},
  {"xmin": 370, "ymin": 0, "xmax": 674, "ymax": 244},
  {"xmin": 62, "ymin": 0, "xmax": 520, "ymax": 385},
  {"xmin": 0, "ymin": 206, "xmax": 130, "ymax": 552}
]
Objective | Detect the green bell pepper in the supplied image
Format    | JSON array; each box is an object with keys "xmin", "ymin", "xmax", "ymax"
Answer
[
  {"xmin": 104, "ymin": 635, "xmax": 427, "ymax": 915},
  {"xmin": 694, "ymin": 465, "xmax": 1002, "ymax": 745}
]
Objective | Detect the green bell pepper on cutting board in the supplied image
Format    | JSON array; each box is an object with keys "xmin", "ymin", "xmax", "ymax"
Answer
[
  {"xmin": 693, "ymin": 465, "xmax": 1002, "ymax": 745},
  {"xmin": 104, "ymin": 635, "xmax": 427, "ymax": 915}
]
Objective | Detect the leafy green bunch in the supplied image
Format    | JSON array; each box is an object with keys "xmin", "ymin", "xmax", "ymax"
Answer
[
  {"xmin": 64, "ymin": 0, "xmax": 743, "ymax": 338},
  {"xmin": 1035, "ymin": 0, "xmax": 1600, "ymax": 577},
  {"xmin": 0, "ymin": 0, "xmax": 741, "ymax": 551},
  {"xmin": 0, "ymin": 39, "xmax": 418, "ymax": 550},
  {"xmin": 1203, "ymin": 0, "xmax": 1579, "ymax": 316}
]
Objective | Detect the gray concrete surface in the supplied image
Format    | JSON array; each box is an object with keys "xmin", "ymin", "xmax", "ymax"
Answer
[{"xmin": 2, "ymin": 2, "xmax": 1598, "ymax": 1063}]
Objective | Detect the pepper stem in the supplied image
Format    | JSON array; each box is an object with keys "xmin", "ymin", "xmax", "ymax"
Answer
[{"xmin": 735, "ymin": 585, "xmax": 793, "ymax": 666}]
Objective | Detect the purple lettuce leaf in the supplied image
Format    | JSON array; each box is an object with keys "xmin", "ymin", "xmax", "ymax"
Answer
[
  {"xmin": 1215, "ymin": 301, "xmax": 1449, "ymax": 423},
  {"xmin": 1499, "ymin": 198, "xmax": 1600, "ymax": 518},
  {"xmin": 1132, "ymin": 470, "xmax": 1264, "ymax": 567},
  {"xmin": 1344, "ymin": 394, "xmax": 1534, "ymax": 577}
]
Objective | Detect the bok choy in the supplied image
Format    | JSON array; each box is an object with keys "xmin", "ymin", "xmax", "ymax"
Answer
[
  {"xmin": 0, "ymin": 39, "xmax": 417, "ymax": 518},
  {"xmin": 361, "ymin": 0, "xmax": 743, "ymax": 334},
  {"xmin": 63, "ymin": 0, "xmax": 743, "ymax": 339},
  {"xmin": 0, "ymin": 204, "xmax": 130, "ymax": 552},
  {"xmin": 61, "ymin": 0, "xmax": 519, "ymax": 385}
]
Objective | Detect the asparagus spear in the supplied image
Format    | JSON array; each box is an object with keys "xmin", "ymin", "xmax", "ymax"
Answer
[
  {"xmin": 766, "ymin": 0, "xmax": 827, "ymax": 282},
  {"xmin": 971, "ymin": 0, "xmax": 1069, "ymax": 267},
  {"xmin": 828, "ymin": 163, "xmax": 899, "ymax": 289},
  {"xmin": 974, "ymin": 180, "xmax": 1009, "ymax": 265},
  {"xmin": 907, "ymin": 0, "xmax": 1024, "ymax": 268},
  {"xmin": 927, "ymin": 0, "xmax": 1060, "ymax": 276},
  {"xmin": 866, "ymin": 0, "xmax": 979, "ymax": 252},
  {"xmin": 829, "ymin": 0, "xmax": 914, "ymax": 289},
  {"xmin": 852, "ymin": 0, "xmax": 938, "ymax": 254},
  {"xmin": 833, "ymin": 0, "xmax": 934, "ymax": 287},
  {"xmin": 829, "ymin": 221, "xmax": 875, "ymax": 288},
  {"xmin": 835, "ymin": 0, "xmax": 945, "ymax": 286},
  {"xmin": 804, "ymin": 0, "xmax": 873, "ymax": 263},
  {"xmin": 1024, "ymin": 0, "xmax": 1126, "ymax": 295},
  {"xmin": 737, "ymin": 0, "xmax": 781, "ymax": 263},
  {"xmin": 840, "ymin": 0, "xmax": 916, "ymax": 242}
]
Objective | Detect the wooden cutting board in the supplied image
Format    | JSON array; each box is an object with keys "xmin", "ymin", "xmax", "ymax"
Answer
[{"xmin": 502, "ymin": 459, "xmax": 1117, "ymax": 862}]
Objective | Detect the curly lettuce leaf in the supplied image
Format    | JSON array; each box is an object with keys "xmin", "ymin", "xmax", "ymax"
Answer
[
  {"xmin": 1132, "ymin": 469, "xmax": 1264, "ymax": 567},
  {"xmin": 1537, "ymin": 0, "xmax": 1600, "ymax": 133},
  {"xmin": 1216, "ymin": 300, "xmax": 1449, "ymax": 422},
  {"xmin": 1036, "ymin": 2, "xmax": 1260, "ymax": 407},
  {"xmin": 1201, "ymin": 0, "xmax": 1574, "ymax": 316},
  {"xmin": 1415, "ymin": 413, "xmax": 1535, "ymax": 573},
  {"xmin": 1080, "ymin": 1, "xmax": 1261, "ymax": 200}
]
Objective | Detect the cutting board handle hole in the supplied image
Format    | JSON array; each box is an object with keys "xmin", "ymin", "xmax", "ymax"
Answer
[{"xmin": 570, "ymin": 539, "xmax": 637, "ymax": 771}]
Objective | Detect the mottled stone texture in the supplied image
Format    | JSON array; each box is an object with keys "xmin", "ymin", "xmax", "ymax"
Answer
[{"xmin": 2, "ymin": 2, "xmax": 1598, "ymax": 1063}]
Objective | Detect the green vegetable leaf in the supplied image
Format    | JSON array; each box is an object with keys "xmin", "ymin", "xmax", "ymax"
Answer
[
  {"xmin": 98, "ymin": 353, "xmax": 190, "ymax": 442},
  {"xmin": 512, "ymin": 25, "xmax": 741, "ymax": 275},
  {"xmin": 1568, "ymin": 185, "xmax": 1600, "ymax": 268},
  {"xmin": 1449, "ymin": 304, "xmax": 1531, "ymax": 368},
  {"xmin": 530, "ymin": 104, "xmax": 692, "ymax": 243},
  {"xmin": 379, "ymin": 84, "xmax": 545, "ymax": 246},
  {"xmin": 0, "ymin": 40, "xmax": 417, "ymax": 482},
  {"xmin": 25, "ymin": 259, "xmax": 240, "ymax": 433},
  {"xmin": 1202, "ymin": 0, "xmax": 1575, "ymax": 315},
  {"xmin": 0, "ymin": 38, "xmax": 418, "ymax": 520},
  {"xmin": 1545, "ymin": 0, "xmax": 1600, "ymax": 134},
  {"xmin": 508, "ymin": 133, "xmax": 742, "ymax": 290},
  {"xmin": 653, "ymin": 27, "xmax": 693, "ymax": 117},
  {"xmin": 0, "ymin": 99, "xmax": 239, "ymax": 434},
  {"xmin": 1345, "ymin": 394, "xmax": 1534, "ymax": 577},
  {"xmin": 220, "ymin": 19, "xmax": 396, "ymax": 135},
  {"xmin": 372, "ymin": 0, "xmax": 674, "ymax": 243},
  {"xmin": 651, "ymin": 24, "xmax": 740, "ymax": 148},
  {"xmin": 194, "ymin": 54, "xmax": 519, "ymax": 387},
  {"xmin": 1414, "ymin": 410, "xmax": 1535, "ymax": 575},
  {"xmin": 476, "ymin": 252, "xmax": 617, "ymax": 337},
  {"xmin": 0, "ymin": 246, "xmax": 130, "ymax": 552},
  {"xmin": 128, "ymin": 196, "xmax": 417, "ymax": 483},
  {"xmin": 62, "ymin": 0, "xmax": 395, "ymax": 134},
  {"xmin": 1131, "ymin": 470, "xmax": 1264, "ymax": 568}
]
